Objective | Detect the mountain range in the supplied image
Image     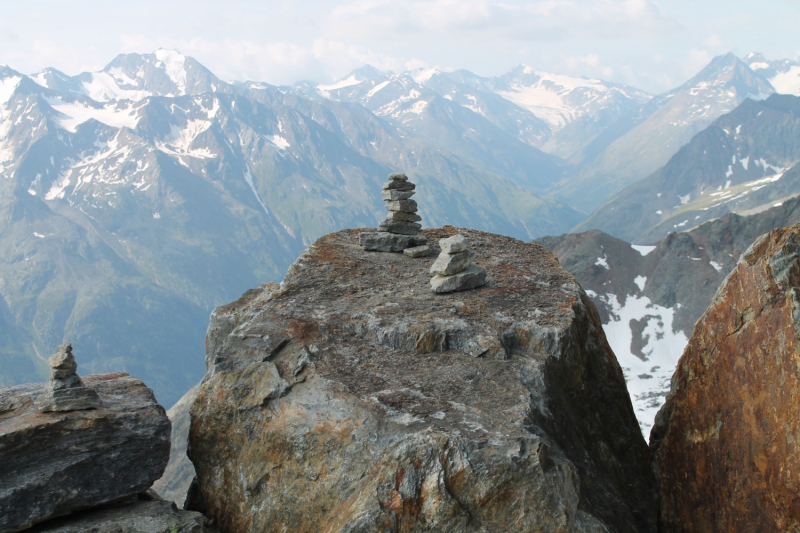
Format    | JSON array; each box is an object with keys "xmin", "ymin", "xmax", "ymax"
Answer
[
  {"xmin": 1, "ymin": 48, "xmax": 799, "ymax": 407},
  {"xmin": 536, "ymin": 195, "xmax": 800, "ymax": 433}
]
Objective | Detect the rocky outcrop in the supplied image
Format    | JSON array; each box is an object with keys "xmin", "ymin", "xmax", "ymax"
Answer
[
  {"xmin": 188, "ymin": 226, "xmax": 657, "ymax": 533},
  {"xmin": 0, "ymin": 373, "xmax": 171, "ymax": 532},
  {"xmin": 26, "ymin": 498, "xmax": 217, "ymax": 533},
  {"xmin": 650, "ymin": 222, "xmax": 800, "ymax": 531},
  {"xmin": 152, "ymin": 384, "xmax": 201, "ymax": 506}
]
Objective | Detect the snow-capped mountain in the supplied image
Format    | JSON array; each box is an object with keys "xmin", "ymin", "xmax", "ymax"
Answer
[
  {"xmin": 556, "ymin": 53, "xmax": 776, "ymax": 213},
  {"xmin": 576, "ymin": 94, "xmax": 800, "ymax": 243},
  {"xmin": 744, "ymin": 52, "xmax": 800, "ymax": 96},
  {"xmin": 292, "ymin": 66, "xmax": 564, "ymax": 192},
  {"xmin": 0, "ymin": 51, "xmax": 583, "ymax": 405},
  {"xmin": 536, "ymin": 195, "xmax": 800, "ymax": 434}
]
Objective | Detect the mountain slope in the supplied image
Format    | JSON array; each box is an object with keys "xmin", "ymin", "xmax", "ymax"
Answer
[
  {"xmin": 576, "ymin": 94, "xmax": 800, "ymax": 242},
  {"xmin": 536, "ymin": 195, "xmax": 800, "ymax": 433},
  {"xmin": 0, "ymin": 52, "xmax": 582, "ymax": 404},
  {"xmin": 553, "ymin": 53, "xmax": 775, "ymax": 212}
]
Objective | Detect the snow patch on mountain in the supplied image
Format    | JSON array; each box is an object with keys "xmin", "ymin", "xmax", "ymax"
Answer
[
  {"xmin": 318, "ymin": 75, "xmax": 363, "ymax": 93},
  {"xmin": 598, "ymin": 292, "xmax": 689, "ymax": 433},
  {"xmin": 769, "ymin": 65, "xmax": 800, "ymax": 96},
  {"xmin": 631, "ymin": 244, "xmax": 656, "ymax": 256},
  {"xmin": 157, "ymin": 118, "xmax": 216, "ymax": 159},
  {"xmin": 81, "ymin": 72, "xmax": 152, "ymax": 102},
  {"xmin": 154, "ymin": 49, "xmax": 187, "ymax": 93},
  {"xmin": 46, "ymin": 97, "xmax": 141, "ymax": 132}
]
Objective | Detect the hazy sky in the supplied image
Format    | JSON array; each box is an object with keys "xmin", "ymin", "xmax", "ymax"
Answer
[{"xmin": 1, "ymin": 0, "xmax": 798, "ymax": 93}]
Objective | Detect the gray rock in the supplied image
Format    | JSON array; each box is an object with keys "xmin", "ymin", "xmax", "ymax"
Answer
[
  {"xmin": 430, "ymin": 250, "xmax": 476, "ymax": 276},
  {"xmin": 431, "ymin": 264, "xmax": 487, "ymax": 293},
  {"xmin": 388, "ymin": 173, "xmax": 408, "ymax": 182},
  {"xmin": 151, "ymin": 384, "xmax": 201, "ymax": 507},
  {"xmin": 26, "ymin": 500, "xmax": 217, "ymax": 533},
  {"xmin": 385, "ymin": 199, "xmax": 418, "ymax": 212},
  {"xmin": 359, "ymin": 232, "xmax": 427, "ymax": 252},
  {"xmin": 403, "ymin": 245, "xmax": 431, "ymax": 258},
  {"xmin": 466, "ymin": 335, "xmax": 505, "ymax": 359},
  {"xmin": 384, "ymin": 211, "xmax": 421, "ymax": 222},
  {"xmin": 35, "ymin": 344, "xmax": 100, "ymax": 413},
  {"xmin": 0, "ymin": 373, "xmax": 171, "ymax": 532},
  {"xmin": 381, "ymin": 189, "xmax": 415, "ymax": 201},
  {"xmin": 378, "ymin": 220, "xmax": 422, "ymax": 235},
  {"xmin": 382, "ymin": 181, "xmax": 415, "ymax": 192},
  {"xmin": 189, "ymin": 228, "xmax": 658, "ymax": 533},
  {"xmin": 440, "ymin": 234, "xmax": 468, "ymax": 254}
]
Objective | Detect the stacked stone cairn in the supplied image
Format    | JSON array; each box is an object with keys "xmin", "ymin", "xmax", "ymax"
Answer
[
  {"xmin": 430, "ymin": 234, "xmax": 486, "ymax": 293},
  {"xmin": 34, "ymin": 343, "xmax": 101, "ymax": 412},
  {"xmin": 359, "ymin": 173, "xmax": 429, "ymax": 253}
]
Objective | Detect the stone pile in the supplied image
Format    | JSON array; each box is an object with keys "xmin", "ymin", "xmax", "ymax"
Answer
[
  {"xmin": 34, "ymin": 343, "xmax": 100, "ymax": 412},
  {"xmin": 359, "ymin": 173, "xmax": 428, "ymax": 253},
  {"xmin": 430, "ymin": 234, "xmax": 486, "ymax": 293}
]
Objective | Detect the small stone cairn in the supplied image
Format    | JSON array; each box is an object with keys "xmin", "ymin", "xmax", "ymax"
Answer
[
  {"xmin": 35, "ymin": 343, "xmax": 101, "ymax": 412},
  {"xmin": 359, "ymin": 173, "xmax": 429, "ymax": 253},
  {"xmin": 430, "ymin": 234, "xmax": 486, "ymax": 293}
]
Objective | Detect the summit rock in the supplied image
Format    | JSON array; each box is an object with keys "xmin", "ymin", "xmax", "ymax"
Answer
[{"xmin": 188, "ymin": 226, "xmax": 657, "ymax": 533}]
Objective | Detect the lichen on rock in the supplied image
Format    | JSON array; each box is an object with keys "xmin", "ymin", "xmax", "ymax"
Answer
[{"xmin": 188, "ymin": 226, "xmax": 657, "ymax": 533}]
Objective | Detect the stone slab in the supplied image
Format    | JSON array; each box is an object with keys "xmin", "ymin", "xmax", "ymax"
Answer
[
  {"xmin": 384, "ymin": 211, "xmax": 421, "ymax": 222},
  {"xmin": 0, "ymin": 373, "xmax": 171, "ymax": 533},
  {"xmin": 378, "ymin": 220, "xmax": 422, "ymax": 235},
  {"xmin": 430, "ymin": 263, "xmax": 487, "ymax": 293},
  {"xmin": 403, "ymin": 245, "xmax": 431, "ymax": 258},
  {"xmin": 385, "ymin": 199, "xmax": 417, "ymax": 212},
  {"xmin": 382, "ymin": 181, "xmax": 415, "ymax": 192},
  {"xmin": 439, "ymin": 234, "xmax": 467, "ymax": 254},
  {"xmin": 430, "ymin": 250, "xmax": 475, "ymax": 276},
  {"xmin": 359, "ymin": 232, "xmax": 427, "ymax": 252},
  {"xmin": 381, "ymin": 190, "xmax": 415, "ymax": 201}
]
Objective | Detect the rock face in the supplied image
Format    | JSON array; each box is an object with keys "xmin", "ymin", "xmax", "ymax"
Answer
[
  {"xmin": 650, "ymin": 222, "xmax": 800, "ymax": 532},
  {"xmin": 26, "ymin": 499, "xmax": 217, "ymax": 533},
  {"xmin": 189, "ymin": 226, "xmax": 657, "ymax": 533},
  {"xmin": 0, "ymin": 373, "xmax": 171, "ymax": 532},
  {"xmin": 152, "ymin": 383, "xmax": 201, "ymax": 506}
]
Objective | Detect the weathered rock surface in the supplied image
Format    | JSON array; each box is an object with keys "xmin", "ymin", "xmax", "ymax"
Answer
[
  {"xmin": 152, "ymin": 384, "xmax": 201, "ymax": 506},
  {"xmin": 650, "ymin": 222, "xmax": 800, "ymax": 532},
  {"xmin": 26, "ymin": 499, "xmax": 217, "ymax": 533},
  {"xmin": 189, "ymin": 226, "xmax": 657, "ymax": 533},
  {"xmin": 403, "ymin": 245, "xmax": 430, "ymax": 258},
  {"xmin": 0, "ymin": 373, "xmax": 171, "ymax": 532},
  {"xmin": 429, "ymin": 250, "xmax": 476, "ymax": 276},
  {"xmin": 359, "ymin": 232, "xmax": 427, "ymax": 252}
]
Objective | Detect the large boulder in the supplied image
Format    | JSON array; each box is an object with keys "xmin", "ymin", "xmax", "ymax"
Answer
[
  {"xmin": 651, "ymin": 223, "xmax": 800, "ymax": 531},
  {"xmin": 188, "ymin": 227, "xmax": 657, "ymax": 533},
  {"xmin": 0, "ymin": 373, "xmax": 171, "ymax": 532}
]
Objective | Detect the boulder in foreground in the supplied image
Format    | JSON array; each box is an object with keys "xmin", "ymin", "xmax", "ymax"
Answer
[
  {"xmin": 0, "ymin": 373, "xmax": 171, "ymax": 532},
  {"xmin": 651, "ymin": 223, "xmax": 800, "ymax": 531},
  {"xmin": 189, "ymin": 227, "xmax": 657, "ymax": 533}
]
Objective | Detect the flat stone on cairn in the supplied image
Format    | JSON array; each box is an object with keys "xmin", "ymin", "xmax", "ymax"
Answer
[
  {"xmin": 359, "ymin": 172, "xmax": 428, "ymax": 252},
  {"xmin": 35, "ymin": 344, "xmax": 101, "ymax": 412},
  {"xmin": 430, "ymin": 234, "xmax": 486, "ymax": 293}
]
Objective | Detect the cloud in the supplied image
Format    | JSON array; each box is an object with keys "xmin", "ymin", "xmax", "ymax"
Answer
[{"xmin": 326, "ymin": 0, "xmax": 682, "ymax": 42}]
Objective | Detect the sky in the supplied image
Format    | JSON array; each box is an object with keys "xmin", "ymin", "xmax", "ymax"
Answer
[{"xmin": 1, "ymin": 0, "xmax": 798, "ymax": 94}]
